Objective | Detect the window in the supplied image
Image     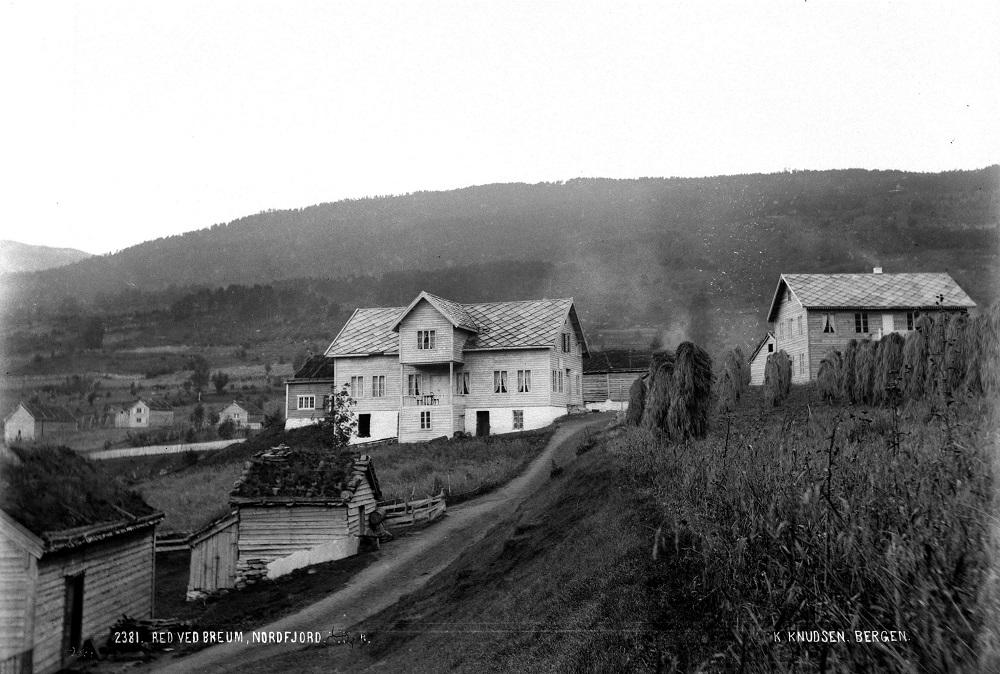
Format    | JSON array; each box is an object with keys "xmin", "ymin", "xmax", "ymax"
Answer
[
  {"xmin": 407, "ymin": 374, "xmax": 421, "ymax": 397},
  {"xmin": 494, "ymin": 370, "xmax": 508, "ymax": 393},
  {"xmin": 787, "ymin": 318, "xmax": 794, "ymax": 337},
  {"xmin": 417, "ymin": 330, "xmax": 436, "ymax": 350},
  {"xmin": 768, "ymin": 343, "xmax": 774, "ymax": 353},
  {"xmin": 350, "ymin": 376, "xmax": 364, "ymax": 398},
  {"xmin": 822, "ymin": 313, "xmax": 836, "ymax": 334},
  {"xmin": 576, "ymin": 374, "xmax": 581, "ymax": 395},
  {"xmin": 798, "ymin": 353, "xmax": 805, "ymax": 375},
  {"xmin": 561, "ymin": 333, "xmax": 571, "ymax": 352},
  {"xmin": 565, "ymin": 369, "xmax": 571, "ymax": 396},
  {"xmin": 455, "ymin": 371, "xmax": 470, "ymax": 394},
  {"xmin": 551, "ymin": 370, "xmax": 563, "ymax": 393},
  {"xmin": 854, "ymin": 312, "xmax": 869, "ymax": 333},
  {"xmin": 797, "ymin": 316, "xmax": 803, "ymax": 336},
  {"xmin": 906, "ymin": 310, "xmax": 919, "ymax": 330},
  {"xmin": 297, "ymin": 395, "xmax": 316, "ymax": 409},
  {"xmin": 420, "ymin": 411, "xmax": 431, "ymax": 430},
  {"xmin": 513, "ymin": 410, "xmax": 524, "ymax": 430},
  {"xmin": 517, "ymin": 370, "xmax": 531, "ymax": 393},
  {"xmin": 552, "ymin": 370, "xmax": 558, "ymax": 392},
  {"xmin": 371, "ymin": 375, "xmax": 385, "ymax": 397},
  {"xmin": 136, "ymin": 417, "xmax": 142, "ymax": 424}
]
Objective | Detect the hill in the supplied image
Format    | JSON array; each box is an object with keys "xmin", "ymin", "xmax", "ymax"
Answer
[
  {"xmin": 1, "ymin": 168, "xmax": 997, "ymax": 357},
  {"xmin": 0, "ymin": 240, "xmax": 92, "ymax": 274}
]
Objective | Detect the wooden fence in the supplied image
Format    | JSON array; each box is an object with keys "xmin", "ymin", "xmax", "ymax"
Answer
[
  {"xmin": 87, "ymin": 438, "xmax": 245, "ymax": 460},
  {"xmin": 379, "ymin": 492, "xmax": 446, "ymax": 530}
]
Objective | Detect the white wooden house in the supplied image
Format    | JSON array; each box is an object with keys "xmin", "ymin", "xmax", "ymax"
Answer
[
  {"xmin": 766, "ymin": 269, "xmax": 976, "ymax": 383},
  {"xmin": 114, "ymin": 398, "xmax": 174, "ymax": 429},
  {"xmin": 747, "ymin": 332, "xmax": 776, "ymax": 386},
  {"xmin": 186, "ymin": 448, "xmax": 381, "ymax": 595},
  {"xmin": 285, "ymin": 291, "xmax": 589, "ymax": 443},
  {"xmin": 0, "ymin": 446, "xmax": 162, "ymax": 673},
  {"xmin": 3, "ymin": 402, "xmax": 77, "ymax": 445},
  {"xmin": 218, "ymin": 401, "xmax": 264, "ymax": 430}
]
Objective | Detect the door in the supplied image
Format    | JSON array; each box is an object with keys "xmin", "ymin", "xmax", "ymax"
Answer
[
  {"xmin": 358, "ymin": 414, "xmax": 371, "ymax": 438},
  {"xmin": 476, "ymin": 411, "xmax": 490, "ymax": 437},
  {"xmin": 63, "ymin": 573, "xmax": 84, "ymax": 661},
  {"xmin": 358, "ymin": 504, "xmax": 367, "ymax": 536},
  {"xmin": 882, "ymin": 313, "xmax": 895, "ymax": 336}
]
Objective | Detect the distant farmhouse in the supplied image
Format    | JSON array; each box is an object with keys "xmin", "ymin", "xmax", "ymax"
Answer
[
  {"xmin": 114, "ymin": 398, "xmax": 174, "ymax": 429},
  {"xmin": 186, "ymin": 447, "xmax": 380, "ymax": 595},
  {"xmin": 765, "ymin": 269, "xmax": 976, "ymax": 383},
  {"xmin": 582, "ymin": 350, "xmax": 652, "ymax": 410},
  {"xmin": 285, "ymin": 291, "xmax": 588, "ymax": 443},
  {"xmin": 0, "ymin": 446, "xmax": 162, "ymax": 673},
  {"xmin": 3, "ymin": 401, "xmax": 77, "ymax": 445},
  {"xmin": 218, "ymin": 401, "xmax": 264, "ymax": 430}
]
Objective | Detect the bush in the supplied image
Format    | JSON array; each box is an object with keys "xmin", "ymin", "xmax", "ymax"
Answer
[
  {"xmin": 763, "ymin": 350, "xmax": 791, "ymax": 406},
  {"xmin": 666, "ymin": 342, "xmax": 713, "ymax": 441},
  {"xmin": 217, "ymin": 419, "xmax": 237, "ymax": 440},
  {"xmin": 872, "ymin": 332, "xmax": 905, "ymax": 406},
  {"xmin": 816, "ymin": 349, "xmax": 842, "ymax": 402}
]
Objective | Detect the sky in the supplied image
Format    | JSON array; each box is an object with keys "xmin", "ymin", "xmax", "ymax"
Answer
[{"xmin": 0, "ymin": 1, "xmax": 997, "ymax": 255}]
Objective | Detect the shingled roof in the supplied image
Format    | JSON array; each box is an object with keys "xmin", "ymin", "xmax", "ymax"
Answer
[
  {"xmin": 767, "ymin": 272, "xmax": 976, "ymax": 322},
  {"xmin": 13, "ymin": 401, "xmax": 76, "ymax": 424},
  {"xmin": 326, "ymin": 293, "xmax": 587, "ymax": 357},
  {"xmin": 291, "ymin": 355, "xmax": 337, "ymax": 380}
]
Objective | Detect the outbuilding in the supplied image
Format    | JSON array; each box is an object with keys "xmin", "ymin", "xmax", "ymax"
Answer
[
  {"xmin": 218, "ymin": 401, "xmax": 264, "ymax": 430},
  {"xmin": 582, "ymin": 350, "xmax": 652, "ymax": 411},
  {"xmin": 3, "ymin": 401, "xmax": 77, "ymax": 445},
  {"xmin": 747, "ymin": 332, "xmax": 776, "ymax": 386}
]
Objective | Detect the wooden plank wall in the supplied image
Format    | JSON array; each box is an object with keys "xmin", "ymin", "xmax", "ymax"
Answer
[
  {"xmin": 398, "ymin": 301, "xmax": 456, "ymax": 364},
  {"xmin": 237, "ymin": 507, "xmax": 348, "ymax": 562},
  {"xmin": 0, "ymin": 532, "xmax": 37, "ymax": 664},
  {"xmin": 188, "ymin": 519, "xmax": 238, "ymax": 593},
  {"xmin": 347, "ymin": 481, "xmax": 378, "ymax": 536},
  {"xmin": 32, "ymin": 530, "xmax": 155, "ymax": 674}
]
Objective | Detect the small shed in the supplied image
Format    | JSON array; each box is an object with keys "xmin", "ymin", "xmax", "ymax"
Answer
[
  {"xmin": 186, "ymin": 445, "xmax": 381, "ymax": 595},
  {"xmin": 115, "ymin": 398, "xmax": 175, "ymax": 429},
  {"xmin": 219, "ymin": 401, "xmax": 264, "ymax": 430},
  {"xmin": 748, "ymin": 332, "xmax": 776, "ymax": 386},
  {"xmin": 583, "ymin": 350, "xmax": 652, "ymax": 409},
  {"xmin": 0, "ymin": 446, "xmax": 162, "ymax": 673},
  {"xmin": 3, "ymin": 401, "xmax": 77, "ymax": 444}
]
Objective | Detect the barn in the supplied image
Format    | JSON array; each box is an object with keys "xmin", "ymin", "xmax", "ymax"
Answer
[
  {"xmin": 582, "ymin": 350, "xmax": 652, "ymax": 411},
  {"xmin": 3, "ymin": 402, "xmax": 77, "ymax": 445},
  {"xmin": 185, "ymin": 445, "xmax": 381, "ymax": 596},
  {"xmin": 0, "ymin": 446, "xmax": 162, "ymax": 673},
  {"xmin": 748, "ymin": 332, "xmax": 776, "ymax": 386}
]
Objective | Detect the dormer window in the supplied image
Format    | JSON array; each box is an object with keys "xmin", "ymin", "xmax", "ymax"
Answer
[{"xmin": 417, "ymin": 330, "xmax": 436, "ymax": 350}]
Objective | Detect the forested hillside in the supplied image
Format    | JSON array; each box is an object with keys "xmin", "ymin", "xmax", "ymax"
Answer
[{"xmin": 2, "ymin": 167, "xmax": 996, "ymax": 361}]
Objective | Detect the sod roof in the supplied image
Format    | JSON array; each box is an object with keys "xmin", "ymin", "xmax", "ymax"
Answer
[{"xmin": 230, "ymin": 445, "xmax": 380, "ymax": 504}]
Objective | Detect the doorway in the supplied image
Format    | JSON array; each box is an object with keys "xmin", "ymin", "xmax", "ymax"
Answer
[
  {"xmin": 476, "ymin": 411, "xmax": 490, "ymax": 437},
  {"xmin": 358, "ymin": 414, "xmax": 371, "ymax": 438},
  {"xmin": 63, "ymin": 573, "xmax": 84, "ymax": 661}
]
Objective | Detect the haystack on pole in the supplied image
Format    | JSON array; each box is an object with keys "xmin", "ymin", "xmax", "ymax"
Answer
[
  {"xmin": 963, "ymin": 313, "xmax": 985, "ymax": 396},
  {"xmin": 716, "ymin": 349, "xmax": 745, "ymax": 414},
  {"xmin": 734, "ymin": 346, "xmax": 751, "ymax": 389},
  {"xmin": 625, "ymin": 377, "xmax": 646, "ymax": 426},
  {"xmin": 817, "ymin": 350, "xmax": 842, "ymax": 402},
  {"xmin": 925, "ymin": 313, "xmax": 951, "ymax": 397},
  {"xmin": 852, "ymin": 340, "xmax": 877, "ymax": 405},
  {"xmin": 902, "ymin": 315, "xmax": 932, "ymax": 401},
  {"xmin": 666, "ymin": 341, "xmax": 713, "ymax": 440},
  {"xmin": 841, "ymin": 340, "xmax": 859, "ymax": 403},
  {"xmin": 872, "ymin": 332, "xmax": 905, "ymax": 406},
  {"xmin": 640, "ymin": 352, "xmax": 676, "ymax": 434},
  {"xmin": 944, "ymin": 313, "xmax": 971, "ymax": 394},
  {"xmin": 979, "ymin": 304, "xmax": 1000, "ymax": 396},
  {"xmin": 763, "ymin": 350, "xmax": 792, "ymax": 407}
]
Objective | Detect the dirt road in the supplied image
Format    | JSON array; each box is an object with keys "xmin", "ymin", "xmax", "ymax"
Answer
[{"xmin": 151, "ymin": 414, "xmax": 611, "ymax": 673}]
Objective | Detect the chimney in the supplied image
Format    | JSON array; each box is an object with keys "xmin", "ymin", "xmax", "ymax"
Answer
[{"xmin": 873, "ymin": 267, "xmax": 883, "ymax": 274}]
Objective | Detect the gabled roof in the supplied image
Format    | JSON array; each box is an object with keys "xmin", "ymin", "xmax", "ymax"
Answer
[
  {"xmin": 11, "ymin": 401, "xmax": 76, "ymax": 423},
  {"xmin": 225, "ymin": 400, "xmax": 264, "ymax": 417},
  {"xmin": 129, "ymin": 398, "xmax": 172, "ymax": 412},
  {"xmin": 389, "ymin": 291, "xmax": 479, "ymax": 333},
  {"xmin": 748, "ymin": 332, "xmax": 776, "ymax": 362},
  {"xmin": 291, "ymin": 355, "xmax": 337, "ymax": 380},
  {"xmin": 583, "ymin": 350, "xmax": 653, "ymax": 374},
  {"xmin": 767, "ymin": 272, "xmax": 976, "ymax": 322},
  {"xmin": 326, "ymin": 293, "xmax": 588, "ymax": 357}
]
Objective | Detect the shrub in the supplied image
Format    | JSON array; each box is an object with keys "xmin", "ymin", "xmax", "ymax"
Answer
[
  {"xmin": 625, "ymin": 377, "xmax": 645, "ymax": 426},
  {"xmin": 852, "ymin": 339, "xmax": 877, "ymax": 405},
  {"xmin": 763, "ymin": 350, "xmax": 791, "ymax": 407},
  {"xmin": 816, "ymin": 349, "xmax": 842, "ymax": 402},
  {"xmin": 872, "ymin": 332, "xmax": 905, "ymax": 406},
  {"xmin": 666, "ymin": 341, "xmax": 713, "ymax": 441},
  {"xmin": 902, "ymin": 316, "xmax": 931, "ymax": 400},
  {"xmin": 218, "ymin": 419, "xmax": 236, "ymax": 440},
  {"xmin": 640, "ymin": 352, "xmax": 675, "ymax": 433}
]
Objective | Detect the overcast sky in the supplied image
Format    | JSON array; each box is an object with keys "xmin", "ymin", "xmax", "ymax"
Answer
[{"xmin": 1, "ymin": 1, "xmax": 997, "ymax": 255}]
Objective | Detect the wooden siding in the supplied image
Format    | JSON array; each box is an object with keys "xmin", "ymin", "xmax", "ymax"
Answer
[
  {"xmin": 401, "ymin": 363, "xmax": 452, "ymax": 405},
  {"xmin": 346, "ymin": 482, "xmax": 378, "ymax": 536},
  {"xmin": 399, "ymin": 405, "xmax": 456, "ymax": 442},
  {"xmin": 337, "ymin": 355, "xmax": 401, "ymax": 412},
  {"xmin": 461, "ymin": 349, "xmax": 554, "ymax": 409},
  {"xmin": 188, "ymin": 515, "xmax": 238, "ymax": 593},
  {"xmin": 0, "ymin": 528, "xmax": 37, "ymax": 665},
  {"xmin": 285, "ymin": 381, "xmax": 332, "ymax": 422},
  {"xmin": 397, "ymin": 300, "xmax": 458, "ymax": 364},
  {"xmin": 3, "ymin": 406, "xmax": 34, "ymax": 443},
  {"xmin": 772, "ymin": 292, "xmax": 810, "ymax": 384},
  {"xmin": 749, "ymin": 335, "xmax": 777, "ymax": 385},
  {"xmin": 237, "ymin": 506, "xmax": 349, "ymax": 562},
  {"xmin": 550, "ymin": 317, "xmax": 584, "ymax": 406},
  {"xmin": 32, "ymin": 530, "xmax": 155, "ymax": 674},
  {"xmin": 583, "ymin": 372, "xmax": 643, "ymax": 402}
]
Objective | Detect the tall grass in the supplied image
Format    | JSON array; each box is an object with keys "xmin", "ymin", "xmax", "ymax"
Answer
[{"xmin": 607, "ymin": 394, "xmax": 997, "ymax": 671}]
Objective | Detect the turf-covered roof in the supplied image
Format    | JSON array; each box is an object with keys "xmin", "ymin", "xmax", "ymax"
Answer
[
  {"xmin": 0, "ymin": 445, "xmax": 161, "ymax": 552},
  {"xmin": 583, "ymin": 350, "xmax": 653, "ymax": 374},
  {"xmin": 291, "ymin": 355, "xmax": 338, "ymax": 380},
  {"xmin": 325, "ymin": 293, "xmax": 588, "ymax": 356},
  {"xmin": 230, "ymin": 445, "xmax": 380, "ymax": 504}
]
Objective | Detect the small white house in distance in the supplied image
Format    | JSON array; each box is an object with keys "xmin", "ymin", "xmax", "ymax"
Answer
[
  {"xmin": 218, "ymin": 401, "xmax": 264, "ymax": 430},
  {"xmin": 748, "ymin": 332, "xmax": 776, "ymax": 386},
  {"xmin": 766, "ymin": 269, "xmax": 976, "ymax": 383},
  {"xmin": 115, "ymin": 398, "xmax": 174, "ymax": 429},
  {"xmin": 3, "ymin": 401, "xmax": 77, "ymax": 444},
  {"xmin": 285, "ymin": 291, "xmax": 588, "ymax": 444}
]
